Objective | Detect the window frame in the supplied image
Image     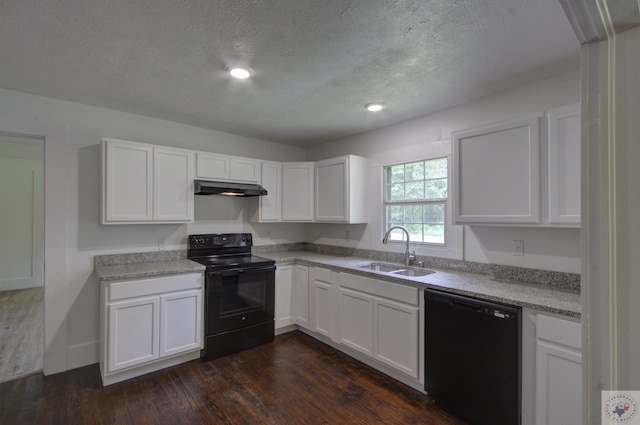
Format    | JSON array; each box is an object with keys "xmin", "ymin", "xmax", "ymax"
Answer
[{"xmin": 382, "ymin": 156, "xmax": 448, "ymax": 246}]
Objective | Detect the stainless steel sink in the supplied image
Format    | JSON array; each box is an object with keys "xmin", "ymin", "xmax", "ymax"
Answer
[
  {"xmin": 359, "ymin": 263, "xmax": 404, "ymax": 272},
  {"xmin": 389, "ymin": 268, "xmax": 434, "ymax": 277},
  {"xmin": 359, "ymin": 263, "xmax": 434, "ymax": 277}
]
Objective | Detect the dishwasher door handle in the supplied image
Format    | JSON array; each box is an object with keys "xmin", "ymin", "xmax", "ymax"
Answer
[{"xmin": 450, "ymin": 299, "xmax": 483, "ymax": 313}]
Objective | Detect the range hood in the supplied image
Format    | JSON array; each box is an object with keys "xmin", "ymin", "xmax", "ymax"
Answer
[{"xmin": 194, "ymin": 180, "xmax": 268, "ymax": 197}]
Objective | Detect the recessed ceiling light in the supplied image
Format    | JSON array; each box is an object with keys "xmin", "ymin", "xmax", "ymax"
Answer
[
  {"xmin": 365, "ymin": 103, "xmax": 384, "ymax": 112},
  {"xmin": 226, "ymin": 65, "xmax": 253, "ymax": 79}
]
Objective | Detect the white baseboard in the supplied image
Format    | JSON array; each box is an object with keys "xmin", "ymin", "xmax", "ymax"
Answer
[{"xmin": 67, "ymin": 341, "xmax": 99, "ymax": 370}]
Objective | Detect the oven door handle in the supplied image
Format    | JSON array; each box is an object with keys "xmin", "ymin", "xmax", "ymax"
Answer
[{"xmin": 208, "ymin": 265, "xmax": 276, "ymax": 277}]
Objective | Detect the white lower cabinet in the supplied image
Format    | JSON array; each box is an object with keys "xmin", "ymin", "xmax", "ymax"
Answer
[
  {"xmin": 374, "ymin": 297, "xmax": 419, "ymax": 378},
  {"xmin": 337, "ymin": 272, "xmax": 421, "ymax": 380},
  {"xmin": 293, "ymin": 264, "xmax": 310, "ymax": 329},
  {"xmin": 338, "ymin": 288, "xmax": 374, "ymax": 355},
  {"xmin": 160, "ymin": 290, "xmax": 203, "ymax": 357},
  {"xmin": 275, "ymin": 265, "xmax": 294, "ymax": 329},
  {"xmin": 534, "ymin": 313, "xmax": 582, "ymax": 425},
  {"xmin": 100, "ymin": 272, "xmax": 203, "ymax": 385},
  {"xmin": 310, "ymin": 267, "xmax": 335, "ymax": 339},
  {"xmin": 108, "ymin": 295, "xmax": 160, "ymax": 372}
]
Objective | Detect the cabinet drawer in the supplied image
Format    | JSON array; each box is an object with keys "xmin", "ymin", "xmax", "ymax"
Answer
[
  {"xmin": 537, "ymin": 314, "xmax": 581, "ymax": 349},
  {"xmin": 339, "ymin": 273, "xmax": 419, "ymax": 306},
  {"xmin": 109, "ymin": 272, "xmax": 203, "ymax": 301}
]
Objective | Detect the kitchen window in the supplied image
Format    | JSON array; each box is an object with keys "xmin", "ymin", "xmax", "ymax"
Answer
[{"xmin": 383, "ymin": 157, "xmax": 448, "ymax": 245}]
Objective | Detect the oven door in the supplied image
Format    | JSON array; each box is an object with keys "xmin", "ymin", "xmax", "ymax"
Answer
[{"xmin": 206, "ymin": 264, "xmax": 275, "ymax": 334}]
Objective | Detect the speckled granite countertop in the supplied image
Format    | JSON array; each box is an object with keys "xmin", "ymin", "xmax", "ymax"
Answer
[
  {"xmin": 94, "ymin": 250, "xmax": 205, "ymax": 281},
  {"xmin": 95, "ymin": 260, "xmax": 205, "ymax": 281},
  {"xmin": 262, "ymin": 251, "xmax": 581, "ymax": 318},
  {"xmin": 94, "ymin": 248, "xmax": 580, "ymax": 318}
]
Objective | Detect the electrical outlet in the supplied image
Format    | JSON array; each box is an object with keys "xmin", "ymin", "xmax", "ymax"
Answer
[
  {"xmin": 158, "ymin": 239, "xmax": 165, "ymax": 250},
  {"xmin": 513, "ymin": 240, "xmax": 524, "ymax": 256}
]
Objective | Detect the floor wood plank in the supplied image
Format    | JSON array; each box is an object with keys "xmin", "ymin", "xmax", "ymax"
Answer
[
  {"xmin": 0, "ymin": 331, "xmax": 465, "ymax": 424},
  {"xmin": 0, "ymin": 287, "xmax": 43, "ymax": 383}
]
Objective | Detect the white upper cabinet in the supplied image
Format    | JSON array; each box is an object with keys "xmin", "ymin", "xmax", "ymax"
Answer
[
  {"xmin": 102, "ymin": 139, "xmax": 193, "ymax": 224},
  {"xmin": 452, "ymin": 104, "xmax": 581, "ymax": 227},
  {"xmin": 104, "ymin": 140, "xmax": 154, "ymax": 222},
  {"xmin": 195, "ymin": 153, "xmax": 229, "ymax": 180},
  {"xmin": 282, "ymin": 162, "xmax": 315, "ymax": 221},
  {"xmin": 153, "ymin": 148, "xmax": 194, "ymax": 221},
  {"xmin": 314, "ymin": 155, "xmax": 368, "ymax": 223},
  {"xmin": 256, "ymin": 161, "xmax": 282, "ymax": 222},
  {"xmin": 195, "ymin": 152, "xmax": 260, "ymax": 183},
  {"xmin": 453, "ymin": 114, "xmax": 542, "ymax": 225},
  {"xmin": 547, "ymin": 103, "xmax": 581, "ymax": 226}
]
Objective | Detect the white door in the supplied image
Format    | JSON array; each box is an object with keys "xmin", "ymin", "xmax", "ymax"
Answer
[
  {"xmin": 103, "ymin": 139, "xmax": 153, "ymax": 222},
  {"xmin": 259, "ymin": 161, "xmax": 282, "ymax": 222},
  {"xmin": 547, "ymin": 103, "xmax": 581, "ymax": 225},
  {"xmin": 452, "ymin": 115, "xmax": 541, "ymax": 224},
  {"xmin": 282, "ymin": 162, "xmax": 314, "ymax": 221},
  {"xmin": 312, "ymin": 280, "xmax": 333, "ymax": 338},
  {"xmin": 108, "ymin": 296, "xmax": 160, "ymax": 372},
  {"xmin": 275, "ymin": 265, "xmax": 294, "ymax": 329},
  {"xmin": 153, "ymin": 148, "xmax": 193, "ymax": 221},
  {"xmin": 374, "ymin": 298, "xmax": 420, "ymax": 378},
  {"xmin": 160, "ymin": 290, "xmax": 202, "ymax": 357},
  {"xmin": 338, "ymin": 288, "xmax": 374, "ymax": 355},
  {"xmin": 0, "ymin": 135, "xmax": 44, "ymax": 291},
  {"xmin": 315, "ymin": 157, "xmax": 348, "ymax": 222},
  {"xmin": 293, "ymin": 265, "xmax": 310, "ymax": 329}
]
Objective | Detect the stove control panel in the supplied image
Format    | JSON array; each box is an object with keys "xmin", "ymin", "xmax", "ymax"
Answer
[{"xmin": 188, "ymin": 233, "xmax": 252, "ymax": 249}]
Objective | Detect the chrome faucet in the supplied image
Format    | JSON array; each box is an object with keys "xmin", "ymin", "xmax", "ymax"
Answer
[{"xmin": 382, "ymin": 226, "xmax": 416, "ymax": 266}]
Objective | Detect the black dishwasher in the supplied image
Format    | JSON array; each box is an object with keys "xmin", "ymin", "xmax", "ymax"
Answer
[{"xmin": 424, "ymin": 289, "xmax": 521, "ymax": 425}]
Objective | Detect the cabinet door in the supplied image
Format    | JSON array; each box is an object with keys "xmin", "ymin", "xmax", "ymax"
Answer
[
  {"xmin": 103, "ymin": 139, "xmax": 153, "ymax": 222},
  {"xmin": 315, "ymin": 157, "xmax": 348, "ymax": 222},
  {"xmin": 196, "ymin": 153, "xmax": 229, "ymax": 180},
  {"xmin": 108, "ymin": 296, "xmax": 160, "ymax": 372},
  {"xmin": 293, "ymin": 265, "xmax": 310, "ymax": 329},
  {"xmin": 338, "ymin": 288, "xmax": 374, "ymax": 355},
  {"xmin": 159, "ymin": 290, "xmax": 202, "ymax": 358},
  {"xmin": 275, "ymin": 265, "xmax": 294, "ymax": 329},
  {"xmin": 535, "ymin": 341, "xmax": 581, "ymax": 425},
  {"xmin": 535, "ymin": 314, "xmax": 582, "ymax": 425},
  {"xmin": 229, "ymin": 157, "xmax": 261, "ymax": 183},
  {"xmin": 374, "ymin": 298, "xmax": 419, "ymax": 378},
  {"xmin": 153, "ymin": 148, "xmax": 193, "ymax": 222},
  {"xmin": 282, "ymin": 162, "xmax": 314, "ymax": 221},
  {"xmin": 547, "ymin": 103, "xmax": 581, "ymax": 226},
  {"xmin": 310, "ymin": 268, "xmax": 333, "ymax": 338},
  {"xmin": 452, "ymin": 115, "xmax": 541, "ymax": 224},
  {"xmin": 259, "ymin": 161, "xmax": 282, "ymax": 222}
]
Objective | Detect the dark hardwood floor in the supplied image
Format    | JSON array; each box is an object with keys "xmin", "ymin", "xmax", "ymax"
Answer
[{"xmin": 0, "ymin": 331, "xmax": 465, "ymax": 424}]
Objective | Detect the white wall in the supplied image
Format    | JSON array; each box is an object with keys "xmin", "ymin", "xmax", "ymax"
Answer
[
  {"xmin": 0, "ymin": 88, "xmax": 306, "ymax": 371},
  {"xmin": 306, "ymin": 69, "xmax": 581, "ymax": 273}
]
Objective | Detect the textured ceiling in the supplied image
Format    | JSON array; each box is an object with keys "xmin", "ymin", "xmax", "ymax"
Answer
[{"xmin": 0, "ymin": 0, "xmax": 579, "ymax": 146}]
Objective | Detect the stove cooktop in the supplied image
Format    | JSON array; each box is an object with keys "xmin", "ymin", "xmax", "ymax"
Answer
[{"xmin": 190, "ymin": 254, "xmax": 275, "ymax": 270}]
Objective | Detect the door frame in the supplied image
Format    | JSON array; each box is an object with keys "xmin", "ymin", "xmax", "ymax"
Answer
[{"xmin": 0, "ymin": 113, "xmax": 69, "ymax": 375}]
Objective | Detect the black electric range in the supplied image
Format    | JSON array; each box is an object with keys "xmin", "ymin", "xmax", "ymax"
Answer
[{"xmin": 188, "ymin": 233, "xmax": 276, "ymax": 360}]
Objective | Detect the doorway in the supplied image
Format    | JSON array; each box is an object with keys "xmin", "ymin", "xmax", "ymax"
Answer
[{"xmin": 0, "ymin": 133, "xmax": 44, "ymax": 382}]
